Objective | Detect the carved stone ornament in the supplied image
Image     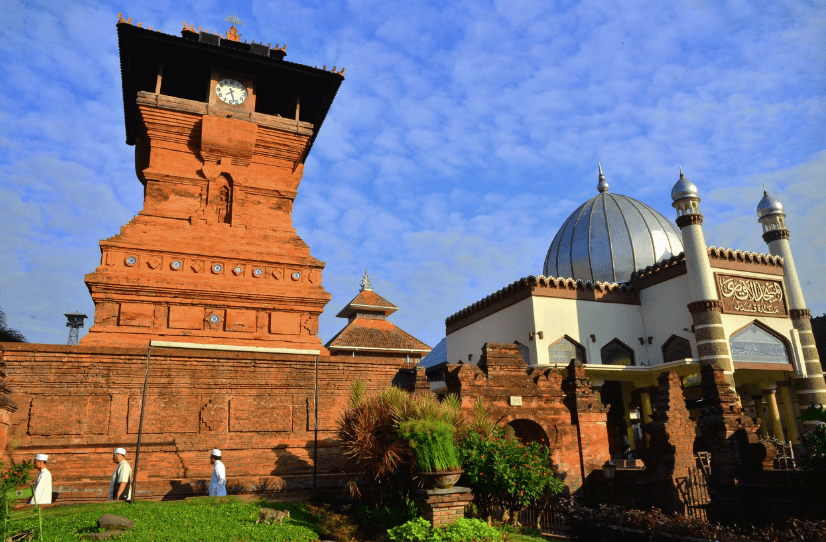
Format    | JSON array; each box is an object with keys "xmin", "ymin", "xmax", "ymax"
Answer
[
  {"xmin": 191, "ymin": 261, "xmax": 204, "ymax": 273},
  {"xmin": 715, "ymin": 273, "xmax": 788, "ymax": 317},
  {"xmin": 272, "ymin": 268, "xmax": 283, "ymax": 280},
  {"xmin": 675, "ymin": 213, "xmax": 704, "ymax": 229},
  {"xmin": 762, "ymin": 229, "xmax": 790, "ymax": 243},
  {"xmin": 790, "ymin": 308, "xmax": 811, "ymax": 320},
  {"xmin": 147, "ymin": 256, "xmax": 161, "ymax": 269},
  {"xmin": 687, "ymin": 300, "xmax": 724, "ymax": 314}
]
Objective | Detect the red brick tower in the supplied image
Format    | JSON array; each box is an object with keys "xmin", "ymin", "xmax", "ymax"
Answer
[{"xmin": 82, "ymin": 17, "xmax": 343, "ymax": 350}]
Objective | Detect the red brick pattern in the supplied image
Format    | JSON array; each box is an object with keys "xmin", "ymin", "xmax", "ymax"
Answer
[
  {"xmin": 412, "ymin": 487, "xmax": 473, "ymax": 528},
  {"xmin": 81, "ymin": 91, "xmax": 330, "ymax": 351},
  {"xmin": 0, "ymin": 343, "xmax": 417, "ymax": 503},
  {"xmin": 440, "ymin": 343, "xmax": 609, "ymax": 494}
]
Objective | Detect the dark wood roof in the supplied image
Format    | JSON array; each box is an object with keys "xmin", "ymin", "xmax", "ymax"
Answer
[{"xmin": 116, "ymin": 20, "xmax": 343, "ymax": 159}]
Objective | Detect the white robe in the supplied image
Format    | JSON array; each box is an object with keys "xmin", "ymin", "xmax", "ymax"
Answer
[
  {"xmin": 30, "ymin": 468, "xmax": 52, "ymax": 505},
  {"xmin": 209, "ymin": 460, "xmax": 226, "ymax": 496}
]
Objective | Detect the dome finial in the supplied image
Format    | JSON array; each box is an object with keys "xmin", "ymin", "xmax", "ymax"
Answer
[
  {"xmin": 597, "ymin": 162, "xmax": 609, "ymax": 193},
  {"xmin": 360, "ymin": 269, "xmax": 373, "ymax": 291},
  {"xmin": 671, "ymin": 167, "xmax": 699, "ymax": 202}
]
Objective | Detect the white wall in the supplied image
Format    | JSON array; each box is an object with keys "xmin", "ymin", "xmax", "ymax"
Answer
[
  {"xmin": 638, "ymin": 274, "xmax": 695, "ymax": 365},
  {"xmin": 446, "ymin": 297, "xmax": 536, "ymax": 365},
  {"xmin": 530, "ymin": 296, "xmax": 646, "ymax": 365}
]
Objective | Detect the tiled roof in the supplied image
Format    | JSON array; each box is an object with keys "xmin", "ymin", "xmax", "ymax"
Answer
[
  {"xmin": 335, "ymin": 290, "xmax": 398, "ymax": 318},
  {"xmin": 349, "ymin": 290, "xmax": 397, "ymax": 309},
  {"xmin": 326, "ymin": 318, "xmax": 430, "ymax": 352}
]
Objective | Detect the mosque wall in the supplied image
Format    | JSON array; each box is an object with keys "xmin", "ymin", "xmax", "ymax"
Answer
[
  {"xmin": 445, "ymin": 298, "xmax": 534, "ymax": 365},
  {"xmin": 530, "ymin": 297, "xmax": 645, "ymax": 366},
  {"xmin": 638, "ymin": 274, "xmax": 695, "ymax": 365},
  {"xmin": 0, "ymin": 343, "xmax": 412, "ymax": 503}
]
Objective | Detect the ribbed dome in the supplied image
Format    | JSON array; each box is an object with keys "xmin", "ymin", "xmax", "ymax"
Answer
[{"xmin": 543, "ymin": 181, "xmax": 684, "ymax": 284}]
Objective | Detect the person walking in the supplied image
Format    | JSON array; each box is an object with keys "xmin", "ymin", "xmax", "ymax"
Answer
[
  {"xmin": 109, "ymin": 448, "xmax": 132, "ymax": 501},
  {"xmin": 208, "ymin": 449, "xmax": 226, "ymax": 497},
  {"xmin": 30, "ymin": 454, "xmax": 52, "ymax": 505}
]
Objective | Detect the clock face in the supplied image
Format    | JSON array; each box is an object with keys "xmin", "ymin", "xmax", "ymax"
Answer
[{"xmin": 215, "ymin": 78, "xmax": 247, "ymax": 105}]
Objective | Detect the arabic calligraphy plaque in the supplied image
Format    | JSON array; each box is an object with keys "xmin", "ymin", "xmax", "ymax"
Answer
[{"xmin": 715, "ymin": 273, "xmax": 787, "ymax": 317}]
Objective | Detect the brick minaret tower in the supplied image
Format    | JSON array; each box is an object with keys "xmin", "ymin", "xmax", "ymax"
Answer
[
  {"xmin": 82, "ymin": 17, "xmax": 344, "ymax": 350},
  {"xmin": 756, "ymin": 189, "xmax": 826, "ymax": 410},
  {"xmin": 670, "ymin": 170, "xmax": 735, "ymax": 386}
]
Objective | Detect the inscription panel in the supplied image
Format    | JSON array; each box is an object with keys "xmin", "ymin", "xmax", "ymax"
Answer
[
  {"xmin": 29, "ymin": 396, "xmax": 110, "ymax": 436},
  {"xmin": 715, "ymin": 273, "xmax": 787, "ymax": 317}
]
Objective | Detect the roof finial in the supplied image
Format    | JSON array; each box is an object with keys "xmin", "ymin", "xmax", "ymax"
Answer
[
  {"xmin": 360, "ymin": 269, "xmax": 373, "ymax": 291},
  {"xmin": 763, "ymin": 183, "xmax": 768, "ymax": 196},
  {"xmin": 597, "ymin": 162, "xmax": 609, "ymax": 193},
  {"xmin": 679, "ymin": 166, "xmax": 684, "ymax": 178}
]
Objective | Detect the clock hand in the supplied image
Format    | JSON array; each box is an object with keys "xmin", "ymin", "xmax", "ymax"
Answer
[{"xmin": 229, "ymin": 89, "xmax": 236, "ymax": 100}]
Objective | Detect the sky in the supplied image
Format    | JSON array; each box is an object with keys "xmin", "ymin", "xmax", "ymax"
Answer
[{"xmin": 1, "ymin": 0, "xmax": 824, "ymax": 350}]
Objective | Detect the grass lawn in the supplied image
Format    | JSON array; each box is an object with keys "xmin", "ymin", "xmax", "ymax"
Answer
[{"xmin": 6, "ymin": 497, "xmax": 566, "ymax": 541}]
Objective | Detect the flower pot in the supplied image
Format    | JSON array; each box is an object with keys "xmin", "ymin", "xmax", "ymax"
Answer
[{"xmin": 417, "ymin": 470, "xmax": 464, "ymax": 489}]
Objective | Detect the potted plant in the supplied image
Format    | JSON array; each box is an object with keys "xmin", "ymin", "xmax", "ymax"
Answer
[{"xmin": 398, "ymin": 419, "xmax": 463, "ymax": 489}]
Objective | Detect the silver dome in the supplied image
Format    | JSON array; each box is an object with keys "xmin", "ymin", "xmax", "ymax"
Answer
[
  {"xmin": 670, "ymin": 168, "xmax": 699, "ymax": 202},
  {"xmin": 544, "ymin": 188, "xmax": 684, "ymax": 284},
  {"xmin": 756, "ymin": 189, "xmax": 784, "ymax": 219}
]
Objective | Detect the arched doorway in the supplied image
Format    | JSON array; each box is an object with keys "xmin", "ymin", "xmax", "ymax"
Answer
[{"xmin": 503, "ymin": 419, "xmax": 550, "ymax": 447}]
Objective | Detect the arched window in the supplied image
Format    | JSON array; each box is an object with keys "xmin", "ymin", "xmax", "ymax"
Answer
[
  {"xmin": 548, "ymin": 336, "xmax": 586, "ymax": 364},
  {"xmin": 662, "ymin": 335, "xmax": 692, "ymax": 363},
  {"xmin": 601, "ymin": 339, "xmax": 635, "ymax": 366},
  {"xmin": 730, "ymin": 323, "xmax": 790, "ymax": 364}
]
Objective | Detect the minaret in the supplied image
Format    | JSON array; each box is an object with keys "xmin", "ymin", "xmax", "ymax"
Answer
[
  {"xmin": 670, "ymin": 170, "xmax": 735, "ymax": 383},
  {"xmin": 757, "ymin": 189, "xmax": 826, "ymax": 408}
]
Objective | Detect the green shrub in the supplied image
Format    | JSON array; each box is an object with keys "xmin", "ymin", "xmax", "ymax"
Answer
[
  {"xmin": 387, "ymin": 517, "xmax": 433, "ymax": 542},
  {"xmin": 439, "ymin": 517, "xmax": 502, "ymax": 541},
  {"xmin": 357, "ymin": 497, "xmax": 419, "ymax": 530},
  {"xmin": 460, "ymin": 428, "xmax": 564, "ymax": 521},
  {"xmin": 0, "ymin": 458, "xmax": 33, "ymax": 521},
  {"xmin": 398, "ymin": 419, "xmax": 460, "ymax": 472},
  {"xmin": 387, "ymin": 517, "xmax": 503, "ymax": 542},
  {"xmin": 801, "ymin": 405, "xmax": 826, "ymax": 471}
]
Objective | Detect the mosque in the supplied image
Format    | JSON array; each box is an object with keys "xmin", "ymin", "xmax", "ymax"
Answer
[{"xmin": 439, "ymin": 166, "xmax": 826, "ymax": 456}]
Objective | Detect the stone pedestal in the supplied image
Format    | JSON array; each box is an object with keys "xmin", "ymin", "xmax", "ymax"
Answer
[{"xmin": 411, "ymin": 486, "xmax": 472, "ymax": 528}]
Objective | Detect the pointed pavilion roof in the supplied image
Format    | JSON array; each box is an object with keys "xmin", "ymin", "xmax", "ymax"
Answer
[
  {"xmin": 335, "ymin": 270, "xmax": 398, "ymax": 319},
  {"xmin": 326, "ymin": 270, "xmax": 430, "ymax": 354}
]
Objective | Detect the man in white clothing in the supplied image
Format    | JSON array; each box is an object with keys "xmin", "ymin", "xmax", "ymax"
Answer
[
  {"xmin": 109, "ymin": 448, "xmax": 132, "ymax": 501},
  {"xmin": 208, "ymin": 449, "xmax": 227, "ymax": 497},
  {"xmin": 30, "ymin": 454, "xmax": 52, "ymax": 505}
]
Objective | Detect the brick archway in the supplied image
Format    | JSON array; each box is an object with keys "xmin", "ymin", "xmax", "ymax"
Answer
[{"xmin": 498, "ymin": 415, "xmax": 550, "ymax": 447}]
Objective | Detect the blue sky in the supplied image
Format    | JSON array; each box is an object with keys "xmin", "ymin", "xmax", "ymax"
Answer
[{"xmin": 1, "ymin": 0, "xmax": 824, "ymax": 349}]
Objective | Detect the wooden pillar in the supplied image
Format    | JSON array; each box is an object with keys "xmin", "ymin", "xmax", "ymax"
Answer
[
  {"xmin": 778, "ymin": 384, "xmax": 801, "ymax": 445},
  {"xmin": 640, "ymin": 389, "xmax": 653, "ymax": 446},
  {"xmin": 763, "ymin": 387, "xmax": 785, "ymax": 441},
  {"xmin": 621, "ymin": 382, "xmax": 636, "ymax": 451},
  {"xmin": 751, "ymin": 395, "xmax": 768, "ymax": 437}
]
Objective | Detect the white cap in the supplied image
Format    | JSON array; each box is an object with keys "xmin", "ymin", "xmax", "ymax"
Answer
[
  {"xmin": 211, "ymin": 449, "xmax": 221, "ymax": 457},
  {"xmin": 35, "ymin": 454, "xmax": 48, "ymax": 462},
  {"xmin": 114, "ymin": 448, "xmax": 126, "ymax": 456}
]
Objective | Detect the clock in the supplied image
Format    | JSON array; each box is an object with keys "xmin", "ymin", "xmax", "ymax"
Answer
[{"xmin": 215, "ymin": 78, "xmax": 247, "ymax": 105}]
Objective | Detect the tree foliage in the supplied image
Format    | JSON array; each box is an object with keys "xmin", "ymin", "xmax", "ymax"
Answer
[
  {"xmin": 800, "ymin": 404, "xmax": 826, "ymax": 471},
  {"xmin": 0, "ymin": 308, "xmax": 26, "ymax": 343}
]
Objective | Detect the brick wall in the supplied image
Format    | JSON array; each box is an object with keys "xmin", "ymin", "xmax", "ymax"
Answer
[
  {"xmin": 441, "ymin": 343, "xmax": 609, "ymax": 495},
  {"xmin": 0, "ymin": 343, "xmax": 413, "ymax": 503}
]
